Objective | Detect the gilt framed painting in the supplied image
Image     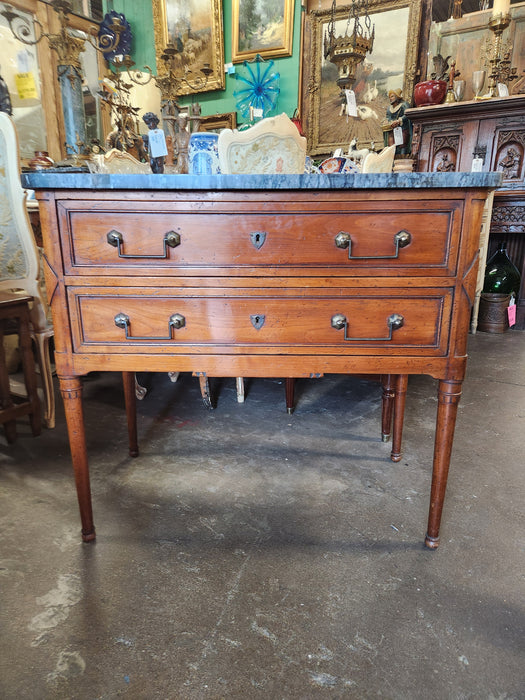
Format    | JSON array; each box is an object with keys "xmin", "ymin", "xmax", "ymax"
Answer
[
  {"xmin": 231, "ymin": 0, "xmax": 294, "ymax": 63},
  {"xmin": 153, "ymin": 0, "xmax": 225, "ymax": 95}
]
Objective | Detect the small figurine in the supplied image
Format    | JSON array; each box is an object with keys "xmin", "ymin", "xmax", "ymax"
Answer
[
  {"xmin": 382, "ymin": 88, "xmax": 412, "ymax": 155},
  {"xmin": 174, "ymin": 112, "xmax": 191, "ymax": 174},
  {"xmin": 498, "ymin": 147, "xmax": 520, "ymax": 179},
  {"xmin": 142, "ymin": 111, "xmax": 165, "ymax": 174},
  {"xmin": 437, "ymin": 153, "xmax": 455, "ymax": 172}
]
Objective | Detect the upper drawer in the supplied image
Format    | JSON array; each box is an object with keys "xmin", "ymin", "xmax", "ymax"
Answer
[{"xmin": 57, "ymin": 199, "xmax": 462, "ymax": 277}]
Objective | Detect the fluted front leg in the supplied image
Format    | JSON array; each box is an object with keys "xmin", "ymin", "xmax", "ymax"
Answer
[
  {"xmin": 425, "ymin": 379, "xmax": 463, "ymax": 549},
  {"xmin": 59, "ymin": 376, "xmax": 95, "ymax": 542}
]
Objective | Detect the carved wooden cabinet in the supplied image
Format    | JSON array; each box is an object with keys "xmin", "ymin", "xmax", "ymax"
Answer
[
  {"xmin": 407, "ymin": 95, "xmax": 525, "ymax": 328},
  {"xmin": 22, "ymin": 171, "xmax": 499, "ymax": 549}
]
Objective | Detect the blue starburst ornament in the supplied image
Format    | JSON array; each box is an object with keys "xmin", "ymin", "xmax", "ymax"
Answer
[{"xmin": 233, "ymin": 55, "xmax": 280, "ymax": 121}]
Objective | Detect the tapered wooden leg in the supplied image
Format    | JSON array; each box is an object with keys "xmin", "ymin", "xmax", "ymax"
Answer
[
  {"xmin": 381, "ymin": 374, "xmax": 396, "ymax": 442},
  {"xmin": 391, "ymin": 374, "xmax": 408, "ymax": 462},
  {"xmin": 285, "ymin": 378, "xmax": 295, "ymax": 414},
  {"xmin": 425, "ymin": 380, "xmax": 462, "ymax": 549},
  {"xmin": 123, "ymin": 371, "xmax": 138, "ymax": 458},
  {"xmin": 59, "ymin": 376, "xmax": 95, "ymax": 542}
]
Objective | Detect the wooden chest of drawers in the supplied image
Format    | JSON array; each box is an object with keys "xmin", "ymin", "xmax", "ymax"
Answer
[{"xmin": 23, "ymin": 172, "xmax": 500, "ymax": 549}]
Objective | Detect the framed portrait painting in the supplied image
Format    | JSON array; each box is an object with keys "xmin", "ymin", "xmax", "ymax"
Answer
[
  {"xmin": 304, "ymin": 0, "xmax": 423, "ymax": 157},
  {"xmin": 232, "ymin": 0, "xmax": 294, "ymax": 63},
  {"xmin": 152, "ymin": 0, "xmax": 225, "ymax": 95}
]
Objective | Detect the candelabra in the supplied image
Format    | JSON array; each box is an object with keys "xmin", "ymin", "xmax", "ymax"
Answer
[
  {"xmin": 323, "ymin": 0, "xmax": 375, "ymax": 92},
  {"xmin": 99, "ymin": 56, "xmax": 154, "ymax": 161},
  {"xmin": 0, "ymin": 1, "xmax": 124, "ymax": 154},
  {"xmin": 154, "ymin": 42, "xmax": 213, "ymax": 114},
  {"xmin": 152, "ymin": 43, "xmax": 213, "ymax": 172},
  {"xmin": 485, "ymin": 13, "xmax": 518, "ymax": 97}
]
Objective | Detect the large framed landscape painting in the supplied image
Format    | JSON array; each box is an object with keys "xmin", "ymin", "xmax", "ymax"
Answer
[
  {"xmin": 153, "ymin": 0, "xmax": 225, "ymax": 95},
  {"xmin": 305, "ymin": 0, "xmax": 423, "ymax": 157},
  {"xmin": 231, "ymin": 0, "xmax": 294, "ymax": 63}
]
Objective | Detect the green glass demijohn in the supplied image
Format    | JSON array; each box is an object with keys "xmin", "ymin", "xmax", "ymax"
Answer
[{"xmin": 483, "ymin": 242, "xmax": 521, "ymax": 297}]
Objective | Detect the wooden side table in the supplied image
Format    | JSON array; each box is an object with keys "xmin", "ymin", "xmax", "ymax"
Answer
[{"xmin": 0, "ymin": 292, "xmax": 41, "ymax": 442}]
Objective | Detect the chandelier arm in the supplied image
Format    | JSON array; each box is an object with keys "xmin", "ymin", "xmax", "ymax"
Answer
[
  {"xmin": 1, "ymin": 11, "xmax": 45, "ymax": 45},
  {"xmin": 85, "ymin": 28, "xmax": 121, "ymax": 56}
]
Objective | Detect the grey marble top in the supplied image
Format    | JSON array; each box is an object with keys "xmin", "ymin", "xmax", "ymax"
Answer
[{"xmin": 21, "ymin": 171, "xmax": 502, "ymax": 191}]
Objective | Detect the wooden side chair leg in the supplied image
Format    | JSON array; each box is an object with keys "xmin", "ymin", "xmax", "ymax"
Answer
[
  {"xmin": 19, "ymin": 309, "xmax": 41, "ymax": 437},
  {"xmin": 0, "ymin": 322, "xmax": 17, "ymax": 443},
  {"xmin": 381, "ymin": 374, "xmax": 396, "ymax": 442},
  {"xmin": 123, "ymin": 371, "xmax": 139, "ymax": 457},
  {"xmin": 391, "ymin": 374, "xmax": 408, "ymax": 463}
]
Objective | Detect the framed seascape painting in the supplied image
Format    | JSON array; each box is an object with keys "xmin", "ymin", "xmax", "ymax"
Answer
[
  {"xmin": 153, "ymin": 0, "xmax": 225, "ymax": 95},
  {"xmin": 231, "ymin": 0, "xmax": 294, "ymax": 63},
  {"xmin": 305, "ymin": 0, "xmax": 423, "ymax": 157}
]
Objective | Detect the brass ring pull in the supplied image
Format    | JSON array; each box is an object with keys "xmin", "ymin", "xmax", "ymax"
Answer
[
  {"xmin": 114, "ymin": 312, "xmax": 185, "ymax": 340},
  {"xmin": 334, "ymin": 230, "xmax": 411, "ymax": 259},
  {"xmin": 331, "ymin": 313, "xmax": 404, "ymax": 341},
  {"xmin": 106, "ymin": 230, "xmax": 181, "ymax": 258}
]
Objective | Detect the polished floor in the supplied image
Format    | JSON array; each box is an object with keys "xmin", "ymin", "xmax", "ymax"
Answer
[{"xmin": 1, "ymin": 331, "xmax": 524, "ymax": 699}]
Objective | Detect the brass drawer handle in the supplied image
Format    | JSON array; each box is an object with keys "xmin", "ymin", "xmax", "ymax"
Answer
[
  {"xmin": 331, "ymin": 313, "xmax": 404, "ymax": 341},
  {"xmin": 334, "ymin": 230, "xmax": 411, "ymax": 259},
  {"xmin": 114, "ymin": 312, "xmax": 185, "ymax": 340},
  {"xmin": 106, "ymin": 230, "xmax": 181, "ymax": 258}
]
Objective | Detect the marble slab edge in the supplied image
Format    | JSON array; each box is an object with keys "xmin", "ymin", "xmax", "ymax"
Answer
[{"xmin": 21, "ymin": 171, "xmax": 503, "ymax": 191}]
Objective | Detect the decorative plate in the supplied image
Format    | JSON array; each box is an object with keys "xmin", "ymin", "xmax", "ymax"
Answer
[{"xmin": 318, "ymin": 157, "xmax": 347, "ymax": 174}]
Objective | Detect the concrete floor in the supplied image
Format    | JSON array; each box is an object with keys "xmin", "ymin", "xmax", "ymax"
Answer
[{"xmin": 0, "ymin": 332, "xmax": 524, "ymax": 699}]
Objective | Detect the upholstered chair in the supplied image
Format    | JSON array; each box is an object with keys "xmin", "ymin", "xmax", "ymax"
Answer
[{"xmin": 0, "ymin": 112, "xmax": 55, "ymax": 428}]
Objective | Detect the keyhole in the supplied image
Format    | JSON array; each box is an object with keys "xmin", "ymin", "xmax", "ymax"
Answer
[
  {"xmin": 254, "ymin": 315, "xmax": 260, "ymax": 324},
  {"xmin": 254, "ymin": 233, "xmax": 261, "ymax": 244}
]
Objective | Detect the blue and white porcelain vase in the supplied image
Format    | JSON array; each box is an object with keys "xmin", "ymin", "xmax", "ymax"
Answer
[{"xmin": 189, "ymin": 132, "xmax": 220, "ymax": 175}]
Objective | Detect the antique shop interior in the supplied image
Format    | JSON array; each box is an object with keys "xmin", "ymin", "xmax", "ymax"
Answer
[{"xmin": 1, "ymin": 0, "xmax": 524, "ymax": 697}]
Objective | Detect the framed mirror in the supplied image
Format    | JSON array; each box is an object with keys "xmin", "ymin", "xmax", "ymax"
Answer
[
  {"xmin": 304, "ymin": 0, "xmax": 423, "ymax": 157},
  {"xmin": 0, "ymin": 6, "xmax": 47, "ymax": 160}
]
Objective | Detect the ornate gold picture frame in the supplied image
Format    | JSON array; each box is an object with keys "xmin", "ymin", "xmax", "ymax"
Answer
[
  {"xmin": 152, "ymin": 0, "xmax": 225, "ymax": 96},
  {"xmin": 304, "ymin": 0, "xmax": 423, "ymax": 157},
  {"xmin": 198, "ymin": 111, "xmax": 237, "ymax": 132},
  {"xmin": 231, "ymin": 0, "xmax": 294, "ymax": 63}
]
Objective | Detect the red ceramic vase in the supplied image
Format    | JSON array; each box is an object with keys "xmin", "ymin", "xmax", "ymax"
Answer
[{"xmin": 413, "ymin": 80, "xmax": 447, "ymax": 107}]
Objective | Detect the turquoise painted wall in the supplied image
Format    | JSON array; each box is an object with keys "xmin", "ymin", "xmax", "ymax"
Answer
[{"xmin": 103, "ymin": 0, "xmax": 303, "ymax": 124}]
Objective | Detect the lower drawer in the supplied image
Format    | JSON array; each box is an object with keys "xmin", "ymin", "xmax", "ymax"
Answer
[{"xmin": 67, "ymin": 288, "xmax": 452, "ymax": 355}]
